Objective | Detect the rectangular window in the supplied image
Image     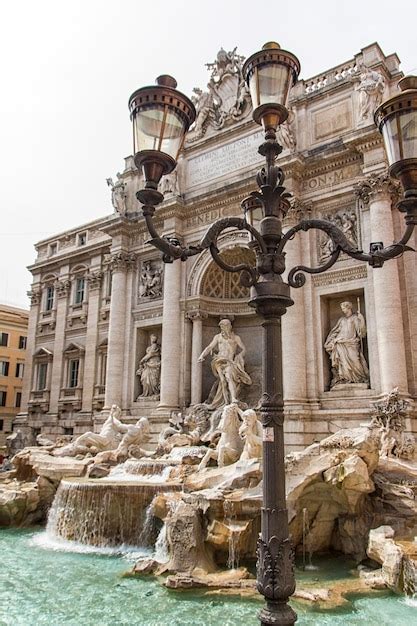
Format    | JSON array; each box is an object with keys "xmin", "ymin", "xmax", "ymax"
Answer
[
  {"xmin": 78, "ymin": 232, "xmax": 87, "ymax": 246},
  {"xmin": 0, "ymin": 391, "xmax": 7, "ymax": 406},
  {"xmin": 0, "ymin": 332, "xmax": 9, "ymax": 347},
  {"xmin": 19, "ymin": 336, "xmax": 27, "ymax": 349},
  {"xmin": 68, "ymin": 359, "xmax": 79, "ymax": 388},
  {"xmin": 37, "ymin": 363, "xmax": 48, "ymax": 391},
  {"xmin": 74, "ymin": 278, "xmax": 85, "ymax": 304},
  {"xmin": 0, "ymin": 419, "xmax": 3, "ymax": 431},
  {"xmin": 15, "ymin": 363, "xmax": 25, "ymax": 378},
  {"xmin": 45, "ymin": 286, "xmax": 54, "ymax": 311},
  {"xmin": 100, "ymin": 353, "xmax": 107, "ymax": 387},
  {"xmin": 0, "ymin": 361, "xmax": 9, "ymax": 376},
  {"xmin": 49, "ymin": 243, "xmax": 57, "ymax": 256},
  {"xmin": 15, "ymin": 392, "xmax": 22, "ymax": 408}
]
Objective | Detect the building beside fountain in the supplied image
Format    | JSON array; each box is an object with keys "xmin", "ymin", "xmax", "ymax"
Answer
[{"xmin": 16, "ymin": 42, "xmax": 417, "ymax": 448}]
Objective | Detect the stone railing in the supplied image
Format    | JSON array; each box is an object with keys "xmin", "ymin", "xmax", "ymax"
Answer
[{"xmin": 302, "ymin": 59, "xmax": 358, "ymax": 95}]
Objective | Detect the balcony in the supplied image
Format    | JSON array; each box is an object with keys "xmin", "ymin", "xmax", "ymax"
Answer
[
  {"xmin": 28, "ymin": 389, "xmax": 50, "ymax": 413},
  {"xmin": 58, "ymin": 387, "xmax": 83, "ymax": 411}
]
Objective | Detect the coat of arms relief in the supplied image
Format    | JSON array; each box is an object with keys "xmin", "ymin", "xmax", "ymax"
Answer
[{"xmin": 187, "ymin": 47, "xmax": 252, "ymax": 142}]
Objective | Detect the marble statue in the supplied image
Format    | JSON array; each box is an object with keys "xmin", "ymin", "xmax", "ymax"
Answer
[
  {"xmin": 239, "ymin": 409, "xmax": 263, "ymax": 460},
  {"xmin": 370, "ymin": 388, "xmax": 415, "ymax": 460},
  {"xmin": 198, "ymin": 319, "xmax": 252, "ymax": 408},
  {"xmin": 324, "ymin": 301, "xmax": 369, "ymax": 388},
  {"xmin": 54, "ymin": 404, "xmax": 127, "ymax": 457},
  {"xmin": 191, "ymin": 86, "xmax": 214, "ymax": 139},
  {"xmin": 138, "ymin": 261, "xmax": 163, "ymax": 299},
  {"xmin": 320, "ymin": 210, "xmax": 357, "ymax": 263},
  {"xmin": 276, "ymin": 108, "xmax": 296, "ymax": 151},
  {"xmin": 136, "ymin": 334, "xmax": 161, "ymax": 398},
  {"xmin": 356, "ymin": 64, "xmax": 385, "ymax": 120},
  {"xmin": 106, "ymin": 176, "xmax": 127, "ymax": 215},
  {"xmin": 198, "ymin": 403, "xmax": 243, "ymax": 469},
  {"xmin": 160, "ymin": 170, "xmax": 180, "ymax": 196},
  {"xmin": 189, "ymin": 46, "xmax": 250, "ymax": 140}
]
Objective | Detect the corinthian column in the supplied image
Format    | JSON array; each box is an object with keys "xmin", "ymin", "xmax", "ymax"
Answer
[
  {"xmin": 356, "ymin": 172, "xmax": 408, "ymax": 393},
  {"xmin": 159, "ymin": 258, "xmax": 182, "ymax": 411},
  {"xmin": 20, "ymin": 282, "xmax": 42, "ymax": 411},
  {"xmin": 187, "ymin": 310, "xmax": 208, "ymax": 405},
  {"xmin": 282, "ymin": 201, "xmax": 310, "ymax": 405},
  {"xmin": 49, "ymin": 275, "xmax": 71, "ymax": 413},
  {"xmin": 104, "ymin": 252, "xmax": 135, "ymax": 408},
  {"xmin": 81, "ymin": 269, "xmax": 102, "ymax": 413}
]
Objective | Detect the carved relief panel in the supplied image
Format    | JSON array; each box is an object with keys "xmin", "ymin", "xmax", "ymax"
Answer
[
  {"xmin": 137, "ymin": 260, "xmax": 163, "ymax": 301},
  {"xmin": 317, "ymin": 206, "xmax": 360, "ymax": 264}
]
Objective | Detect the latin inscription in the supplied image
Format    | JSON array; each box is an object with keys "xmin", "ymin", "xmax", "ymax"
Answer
[
  {"xmin": 186, "ymin": 131, "xmax": 263, "ymax": 188},
  {"xmin": 301, "ymin": 163, "xmax": 361, "ymax": 192}
]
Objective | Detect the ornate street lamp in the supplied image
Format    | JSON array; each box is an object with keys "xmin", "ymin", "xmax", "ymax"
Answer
[{"xmin": 129, "ymin": 45, "xmax": 417, "ymax": 625}]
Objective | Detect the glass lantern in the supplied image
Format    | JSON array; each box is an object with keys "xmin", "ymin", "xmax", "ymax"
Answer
[
  {"xmin": 375, "ymin": 75, "xmax": 417, "ymax": 197},
  {"xmin": 243, "ymin": 42, "xmax": 300, "ymax": 130},
  {"xmin": 129, "ymin": 75, "xmax": 196, "ymax": 189}
]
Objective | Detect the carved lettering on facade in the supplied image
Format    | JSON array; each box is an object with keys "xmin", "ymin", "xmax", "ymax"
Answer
[
  {"xmin": 301, "ymin": 163, "xmax": 361, "ymax": 192},
  {"xmin": 186, "ymin": 131, "xmax": 263, "ymax": 188},
  {"xmin": 185, "ymin": 204, "xmax": 239, "ymax": 229}
]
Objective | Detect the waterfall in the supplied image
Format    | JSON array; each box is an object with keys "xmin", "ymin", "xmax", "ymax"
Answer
[
  {"xmin": 109, "ymin": 460, "xmax": 175, "ymax": 483},
  {"xmin": 47, "ymin": 479, "xmax": 179, "ymax": 548},
  {"xmin": 223, "ymin": 500, "xmax": 241, "ymax": 570},
  {"xmin": 154, "ymin": 523, "xmax": 169, "ymax": 564},
  {"xmin": 302, "ymin": 508, "xmax": 318, "ymax": 571}
]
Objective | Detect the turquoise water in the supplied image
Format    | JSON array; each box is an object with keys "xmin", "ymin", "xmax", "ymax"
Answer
[{"xmin": 1, "ymin": 528, "xmax": 416, "ymax": 626}]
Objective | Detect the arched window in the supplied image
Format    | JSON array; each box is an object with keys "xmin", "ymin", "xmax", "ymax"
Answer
[{"xmin": 200, "ymin": 247, "xmax": 255, "ymax": 299}]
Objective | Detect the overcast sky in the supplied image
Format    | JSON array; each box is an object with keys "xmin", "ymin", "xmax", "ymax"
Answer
[{"xmin": 1, "ymin": 0, "xmax": 416, "ymax": 309}]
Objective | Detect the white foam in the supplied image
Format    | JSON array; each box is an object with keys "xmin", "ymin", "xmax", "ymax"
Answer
[{"xmin": 30, "ymin": 531, "xmax": 152, "ymax": 562}]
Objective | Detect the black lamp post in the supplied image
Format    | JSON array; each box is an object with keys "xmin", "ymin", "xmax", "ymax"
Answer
[{"xmin": 129, "ymin": 43, "xmax": 417, "ymax": 625}]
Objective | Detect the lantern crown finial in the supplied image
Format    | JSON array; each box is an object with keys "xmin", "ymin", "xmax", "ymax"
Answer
[
  {"xmin": 262, "ymin": 41, "xmax": 281, "ymax": 50},
  {"xmin": 156, "ymin": 75, "xmax": 177, "ymax": 89},
  {"xmin": 398, "ymin": 75, "xmax": 417, "ymax": 92}
]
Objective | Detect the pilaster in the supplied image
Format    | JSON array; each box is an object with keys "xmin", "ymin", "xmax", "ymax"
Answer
[
  {"xmin": 81, "ymin": 267, "xmax": 103, "ymax": 413},
  {"xmin": 49, "ymin": 272, "xmax": 71, "ymax": 413}
]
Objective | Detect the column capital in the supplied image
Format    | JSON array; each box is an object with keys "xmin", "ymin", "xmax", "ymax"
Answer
[
  {"xmin": 27, "ymin": 286, "xmax": 42, "ymax": 306},
  {"xmin": 284, "ymin": 198, "xmax": 313, "ymax": 227},
  {"xmin": 55, "ymin": 279, "xmax": 71, "ymax": 298},
  {"xmin": 87, "ymin": 270, "xmax": 103, "ymax": 291},
  {"xmin": 354, "ymin": 171, "xmax": 400, "ymax": 205},
  {"xmin": 109, "ymin": 251, "xmax": 136, "ymax": 273},
  {"xmin": 186, "ymin": 309, "xmax": 208, "ymax": 322}
]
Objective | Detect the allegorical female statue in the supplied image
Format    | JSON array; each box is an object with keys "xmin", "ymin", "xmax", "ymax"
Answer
[
  {"xmin": 136, "ymin": 334, "xmax": 161, "ymax": 398},
  {"xmin": 324, "ymin": 301, "xmax": 369, "ymax": 388}
]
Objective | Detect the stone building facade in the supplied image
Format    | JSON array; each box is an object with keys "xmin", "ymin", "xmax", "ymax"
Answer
[
  {"xmin": 16, "ymin": 43, "xmax": 417, "ymax": 449},
  {"xmin": 0, "ymin": 304, "xmax": 28, "ymax": 449}
]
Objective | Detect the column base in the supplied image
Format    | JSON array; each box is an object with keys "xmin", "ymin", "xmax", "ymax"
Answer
[{"xmin": 259, "ymin": 601, "xmax": 297, "ymax": 626}]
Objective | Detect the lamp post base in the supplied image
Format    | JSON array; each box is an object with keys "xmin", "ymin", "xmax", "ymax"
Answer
[{"xmin": 259, "ymin": 601, "xmax": 297, "ymax": 626}]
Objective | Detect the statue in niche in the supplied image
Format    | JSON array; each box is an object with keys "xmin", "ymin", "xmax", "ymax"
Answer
[
  {"xmin": 138, "ymin": 261, "xmax": 163, "ymax": 299},
  {"xmin": 198, "ymin": 318, "xmax": 252, "ymax": 408},
  {"xmin": 276, "ymin": 108, "xmax": 296, "ymax": 151},
  {"xmin": 324, "ymin": 301, "xmax": 369, "ymax": 388},
  {"xmin": 136, "ymin": 334, "xmax": 161, "ymax": 398},
  {"xmin": 54, "ymin": 404, "xmax": 127, "ymax": 457},
  {"xmin": 356, "ymin": 63, "xmax": 385, "ymax": 120},
  {"xmin": 106, "ymin": 176, "xmax": 127, "ymax": 215}
]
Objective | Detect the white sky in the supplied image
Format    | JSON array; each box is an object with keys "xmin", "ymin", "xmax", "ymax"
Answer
[{"xmin": 1, "ymin": 0, "xmax": 416, "ymax": 308}]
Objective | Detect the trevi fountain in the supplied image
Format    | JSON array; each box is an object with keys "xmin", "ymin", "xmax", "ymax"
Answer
[{"xmin": 1, "ymin": 322, "xmax": 417, "ymax": 625}]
